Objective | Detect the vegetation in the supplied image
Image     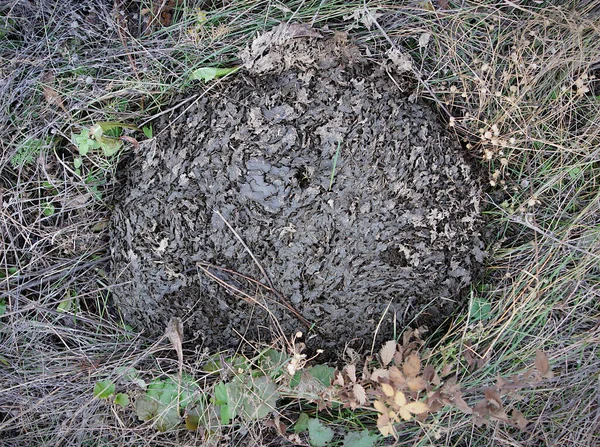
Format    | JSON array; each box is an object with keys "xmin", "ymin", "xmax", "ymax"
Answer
[{"xmin": 1, "ymin": 0, "xmax": 598, "ymax": 445}]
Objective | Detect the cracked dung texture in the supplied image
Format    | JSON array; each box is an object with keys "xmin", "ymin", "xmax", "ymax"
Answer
[{"xmin": 110, "ymin": 31, "xmax": 484, "ymax": 353}]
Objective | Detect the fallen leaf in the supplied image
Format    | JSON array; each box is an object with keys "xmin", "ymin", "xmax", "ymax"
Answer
[
  {"xmin": 534, "ymin": 350, "xmax": 554, "ymax": 379},
  {"xmin": 191, "ymin": 66, "xmax": 239, "ymax": 82},
  {"xmin": 484, "ymin": 389, "xmax": 503, "ymax": 413},
  {"xmin": 370, "ymin": 368, "xmax": 390, "ymax": 381},
  {"xmin": 389, "ymin": 366, "xmax": 407, "ymax": 389},
  {"xmin": 41, "ymin": 72, "xmax": 67, "ymax": 113},
  {"xmin": 380, "ymin": 340, "xmax": 396, "ymax": 366},
  {"xmin": 403, "ymin": 354, "xmax": 421, "ymax": 378},
  {"xmin": 353, "ymin": 383, "xmax": 367, "ymax": 405},
  {"xmin": 403, "ymin": 401, "xmax": 429, "ymax": 416},
  {"xmin": 422, "ymin": 365, "xmax": 440, "ymax": 387},
  {"xmin": 120, "ymin": 135, "xmax": 139, "ymax": 150},
  {"xmin": 345, "ymin": 364, "xmax": 357, "ymax": 383},
  {"xmin": 165, "ymin": 317, "xmax": 184, "ymax": 375},
  {"xmin": 381, "ymin": 383, "xmax": 395, "ymax": 397},
  {"xmin": 511, "ymin": 409, "xmax": 529, "ymax": 430},
  {"xmin": 407, "ymin": 376, "xmax": 427, "ymax": 392}
]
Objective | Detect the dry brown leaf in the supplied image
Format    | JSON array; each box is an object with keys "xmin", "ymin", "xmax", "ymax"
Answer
[
  {"xmin": 393, "ymin": 349, "xmax": 404, "ymax": 365},
  {"xmin": 402, "ymin": 330, "xmax": 413, "ymax": 347},
  {"xmin": 453, "ymin": 394, "xmax": 473, "ymax": 414},
  {"xmin": 511, "ymin": 409, "xmax": 529, "ymax": 430},
  {"xmin": 484, "ymin": 389, "xmax": 503, "ymax": 413},
  {"xmin": 381, "ymin": 383, "xmax": 395, "ymax": 397},
  {"xmin": 403, "ymin": 354, "xmax": 421, "ymax": 378},
  {"xmin": 425, "ymin": 390, "xmax": 444, "ymax": 412},
  {"xmin": 41, "ymin": 72, "xmax": 67, "ymax": 113},
  {"xmin": 535, "ymin": 350, "xmax": 554, "ymax": 379},
  {"xmin": 407, "ymin": 376, "xmax": 427, "ymax": 392},
  {"xmin": 353, "ymin": 383, "xmax": 367, "ymax": 405},
  {"xmin": 422, "ymin": 364, "xmax": 440, "ymax": 387},
  {"xmin": 441, "ymin": 363, "xmax": 454, "ymax": 377},
  {"xmin": 345, "ymin": 364, "xmax": 357, "ymax": 383},
  {"xmin": 379, "ymin": 340, "xmax": 396, "ymax": 366},
  {"xmin": 463, "ymin": 343, "xmax": 475, "ymax": 368},
  {"xmin": 164, "ymin": 317, "xmax": 184, "ymax": 376},
  {"xmin": 389, "ymin": 366, "xmax": 407, "ymax": 388},
  {"xmin": 334, "ymin": 371, "xmax": 345, "ymax": 387},
  {"xmin": 120, "ymin": 135, "xmax": 139, "ymax": 150},
  {"xmin": 404, "ymin": 401, "xmax": 429, "ymax": 416},
  {"xmin": 371, "ymin": 368, "xmax": 390, "ymax": 381}
]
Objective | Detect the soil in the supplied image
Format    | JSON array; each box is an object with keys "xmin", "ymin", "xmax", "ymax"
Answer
[{"xmin": 109, "ymin": 25, "xmax": 485, "ymax": 355}]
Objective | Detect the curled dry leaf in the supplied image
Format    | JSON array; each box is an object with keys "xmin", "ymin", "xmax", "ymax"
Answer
[{"xmin": 483, "ymin": 388, "xmax": 503, "ymax": 413}]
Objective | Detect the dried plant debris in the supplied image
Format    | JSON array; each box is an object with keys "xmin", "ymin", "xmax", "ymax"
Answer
[{"xmin": 110, "ymin": 28, "xmax": 485, "ymax": 353}]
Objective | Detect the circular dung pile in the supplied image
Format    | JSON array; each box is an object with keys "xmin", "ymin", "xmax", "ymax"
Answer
[{"xmin": 110, "ymin": 27, "xmax": 484, "ymax": 353}]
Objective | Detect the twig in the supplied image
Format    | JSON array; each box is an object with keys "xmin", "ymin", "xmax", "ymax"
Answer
[{"xmin": 212, "ymin": 210, "xmax": 315, "ymax": 331}]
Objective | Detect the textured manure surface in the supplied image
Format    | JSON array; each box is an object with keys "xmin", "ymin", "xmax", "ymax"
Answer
[{"xmin": 110, "ymin": 35, "xmax": 484, "ymax": 353}]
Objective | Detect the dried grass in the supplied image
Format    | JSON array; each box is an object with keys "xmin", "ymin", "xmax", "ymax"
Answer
[{"xmin": 1, "ymin": 0, "xmax": 599, "ymax": 446}]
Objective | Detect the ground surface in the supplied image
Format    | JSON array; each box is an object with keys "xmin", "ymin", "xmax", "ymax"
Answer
[{"xmin": 110, "ymin": 28, "xmax": 484, "ymax": 352}]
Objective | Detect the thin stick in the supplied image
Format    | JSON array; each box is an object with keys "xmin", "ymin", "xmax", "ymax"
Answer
[
  {"xmin": 212, "ymin": 211, "xmax": 315, "ymax": 330},
  {"xmin": 329, "ymin": 140, "xmax": 341, "ymax": 191}
]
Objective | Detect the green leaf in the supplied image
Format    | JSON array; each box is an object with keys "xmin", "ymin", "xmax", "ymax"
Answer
[
  {"xmin": 42, "ymin": 202, "xmax": 55, "ymax": 217},
  {"xmin": 308, "ymin": 364, "xmax": 335, "ymax": 387},
  {"xmin": 115, "ymin": 393, "xmax": 129, "ymax": 408},
  {"xmin": 90, "ymin": 123, "xmax": 104, "ymax": 140},
  {"xmin": 98, "ymin": 137, "xmax": 123, "ymax": 157},
  {"xmin": 213, "ymin": 382, "xmax": 228, "ymax": 406},
  {"xmin": 294, "ymin": 412, "xmax": 310, "ymax": 433},
  {"xmin": 142, "ymin": 125, "xmax": 153, "ymax": 139},
  {"xmin": 241, "ymin": 376, "xmax": 279, "ymax": 420},
  {"xmin": 135, "ymin": 394, "xmax": 158, "ymax": 421},
  {"xmin": 190, "ymin": 66, "xmax": 238, "ymax": 82},
  {"xmin": 73, "ymin": 129, "xmax": 97, "ymax": 156},
  {"xmin": 219, "ymin": 403, "xmax": 231, "ymax": 425},
  {"xmin": 213, "ymin": 382, "xmax": 231, "ymax": 424},
  {"xmin": 307, "ymin": 418, "xmax": 334, "ymax": 447},
  {"xmin": 10, "ymin": 138, "xmax": 45, "ymax": 168},
  {"xmin": 57, "ymin": 297, "xmax": 73, "ymax": 313},
  {"xmin": 259, "ymin": 349, "xmax": 287, "ymax": 371},
  {"xmin": 290, "ymin": 370, "xmax": 302, "ymax": 388},
  {"xmin": 568, "ymin": 166, "xmax": 582, "ymax": 179},
  {"xmin": 342, "ymin": 430, "xmax": 378, "ymax": 447},
  {"xmin": 469, "ymin": 296, "xmax": 491, "ymax": 322},
  {"xmin": 73, "ymin": 157, "xmax": 82, "ymax": 169},
  {"xmin": 94, "ymin": 380, "xmax": 115, "ymax": 399}
]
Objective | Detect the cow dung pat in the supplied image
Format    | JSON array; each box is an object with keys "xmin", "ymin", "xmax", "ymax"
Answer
[{"xmin": 110, "ymin": 29, "xmax": 485, "ymax": 354}]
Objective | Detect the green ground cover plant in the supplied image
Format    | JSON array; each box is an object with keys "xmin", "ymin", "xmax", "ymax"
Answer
[{"xmin": 1, "ymin": 0, "xmax": 599, "ymax": 445}]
